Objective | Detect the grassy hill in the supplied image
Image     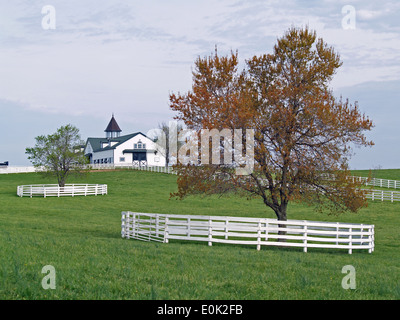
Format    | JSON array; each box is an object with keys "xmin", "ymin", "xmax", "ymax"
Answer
[{"xmin": 0, "ymin": 169, "xmax": 399, "ymax": 299}]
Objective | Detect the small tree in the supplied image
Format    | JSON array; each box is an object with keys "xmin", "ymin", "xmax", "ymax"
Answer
[
  {"xmin": 169, "ymin": 27, "xmax": 374, "ymax": 226},
  {"xmin": 26, "ymin": 124, "xmax": 89, "ymax": 187}
]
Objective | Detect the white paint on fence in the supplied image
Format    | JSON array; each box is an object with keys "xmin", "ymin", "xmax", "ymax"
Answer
[
  {"xmin": 121, "ymin": 212, "xmax": 374, "ymax": 254},
  {"xmin": 17, "ymin": 184, "xmax": 108, "ymax": 198}
]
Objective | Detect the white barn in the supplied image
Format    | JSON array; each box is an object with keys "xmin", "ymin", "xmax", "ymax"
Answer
[{"xmin": 84, "ymin": 115, "xmax": 166, "ymax": 167}]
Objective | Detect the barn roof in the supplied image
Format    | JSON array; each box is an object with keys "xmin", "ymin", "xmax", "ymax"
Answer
[{"xmin": 85, "ymin": 132, "xmax": 151, "ymax": 153}]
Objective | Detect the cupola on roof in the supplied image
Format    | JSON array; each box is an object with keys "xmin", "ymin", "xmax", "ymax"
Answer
[
  {"xmin": 105, "ymin": 114, "xmax": 122, "ymax": 138},
  {"xmin": 105, "ymin": 114, "xmax": 122, "ymax": 133}
]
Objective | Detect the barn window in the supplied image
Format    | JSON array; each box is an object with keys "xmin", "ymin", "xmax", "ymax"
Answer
[{"xmin": 135, "ymin": 140, "xmax": 146, "ymax": 149}]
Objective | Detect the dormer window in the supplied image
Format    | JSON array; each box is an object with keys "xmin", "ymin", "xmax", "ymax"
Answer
[{"xmin": 134, "ymin": 140, "xmax": 146, "ymax": 149}]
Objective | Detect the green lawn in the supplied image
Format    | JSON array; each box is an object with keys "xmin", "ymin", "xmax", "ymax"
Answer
[
  {"xmin": 351, "ymin": 168, "xmax": 400, "ymax": 180},
  {"xmin": 0, "ymin": 170, "xmax": 399, "ymax": 300}
]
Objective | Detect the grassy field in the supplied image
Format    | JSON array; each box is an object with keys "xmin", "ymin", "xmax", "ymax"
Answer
[
  {"xmin": 351, "ymin": 168, "xmax": 400, "ymax": 180},
  {"xmin": 0, "ymin": 169, "xmax": 399, "ymax": 300}
]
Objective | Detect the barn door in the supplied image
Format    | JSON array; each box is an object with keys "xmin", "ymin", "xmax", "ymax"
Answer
[{"xmin": 133, "ymin": 152, "xmax": 147, "ymax": 167}]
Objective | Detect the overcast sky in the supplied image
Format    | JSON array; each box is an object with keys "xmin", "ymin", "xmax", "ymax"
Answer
[{"xmin": 1, "ymin": 0, "xmax": 399, "ymax": 169}]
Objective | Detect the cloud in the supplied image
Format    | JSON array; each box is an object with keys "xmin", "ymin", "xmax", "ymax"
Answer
[{"xmin": 1, "ymin": 0, "xmax": 399, "ymax": 167}]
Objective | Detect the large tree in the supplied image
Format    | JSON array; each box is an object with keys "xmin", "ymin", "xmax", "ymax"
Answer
[
  {"xmin": 169, "ymin": 27, "xmax": 374, "ymax": 223},
  {"xmin": 26, "ymin": 124, "xmax": 89, "ymax": 187}
]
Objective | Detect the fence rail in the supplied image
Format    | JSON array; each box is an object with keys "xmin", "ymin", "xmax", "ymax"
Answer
[
  {"xmin": 17, "ymin": 184, "xmax": 108, "ymax": 198},
  {"xmin": 121, "ymin": 212, "xmax": 374, "ymax": 254}
]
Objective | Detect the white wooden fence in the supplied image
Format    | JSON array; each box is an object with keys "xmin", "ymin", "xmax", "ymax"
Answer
[
  {"xmin": 350, "ymin": 176, "xmax": 400, "ymax": 189},
  {"xmin": 121, "ymin": 212, "xmax": 374, "ymax": 254},
  {"xmin": 89, "ymin": 164, "xmax": 176, "ymax": 174},
  {"xmin": 17, "ymin": 184, "xmax": 108, "ymax": 198},
  {"xmin": 0, "ymin": 166, "xmax": 37, "ymax": 174},
  {"xmin": 366, "ymin": 189, "xmax": 400, "ymax": 202},
  {"xmin": 0, "ymin": 165, "xmax": 175, "ymax": 174}
]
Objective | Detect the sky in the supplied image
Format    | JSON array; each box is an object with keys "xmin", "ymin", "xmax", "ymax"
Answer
[{"xmin": 0, "ymin": 0, "xmax": 399, "ymax": 169}]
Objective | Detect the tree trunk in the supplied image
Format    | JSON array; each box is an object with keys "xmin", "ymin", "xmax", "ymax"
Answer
[
  {"xmin": 58, "ymin": 179, "xmax": 65, "ymax": 188},
  {"xmin": 275, "ymin": 209, "xmax": 287, "ymax": 242}
]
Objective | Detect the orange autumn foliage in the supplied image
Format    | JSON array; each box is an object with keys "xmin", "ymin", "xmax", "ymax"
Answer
[{"xmin": 170, "ymin": 27, "xmax": 374, "ymax": 221}]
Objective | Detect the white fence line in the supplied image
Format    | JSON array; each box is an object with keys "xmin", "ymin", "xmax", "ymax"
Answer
[
  {"xmin": 121, "ymin": 212, "xmax": 374, "ymax": 254},
  {"xmin": 17, "ymin": 184, "xmax": 108, "ymax": 198},
  {"xmin": 0, "ymin": 165, "xmax": 175, "ymax": 174},
  {"xmin": 6, "ymin": 166, "xmax": 399, "ymax": 202},
  {"xmin": 366, "ymin": 189, "xmax": 400, "ymax": 202},
  {"xmin": 89, "ymin": 164, "xmax": 176, "ymax": 174},
  {"xmin": 4, "ymin": 166, "xmax": 399, "ymax": 192},
  {"xmin": 349, "ymin": 176, "xmax": 400, "ymax": 189},
  {"xmin": 0, "ymin": 166, "xmax": 37, "ymax": 174}
]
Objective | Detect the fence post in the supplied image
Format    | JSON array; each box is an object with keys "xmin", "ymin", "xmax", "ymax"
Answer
[
  {"xmin": 257, "ymin": 221, "xmax": 261, "ymax": 251},
  {"xmin": 123, "ymin": 212, "xmax": 128, "ymax": 238},
  {"xmin": 368, "ymin": 225, "xmax": 373, "ymax": 253},
  {"xmin": 208, "ymin": 218, "xmax": 213, "ymax": 246},
  {"xmin": 336, "ymin": 223, "xmax": 339, "ymax": 246},
  {"xmin": 121, "ymin": 212, "xmax": 126, "ymax": 238},
  {"xmin": 303, "ymin": 221, "xmax": 308, "ymax": 253},
  {"xmin": 126, "ymin": 212, "xmax": 131, "ymax": 239},
  {"xmin": 187, "ymin": 217, "xmax": 191, "ymax": 238},
  {"xmin": 164, "ymin": 217, "xmax": 169, "ymax": 243},
  {"xmin": 348, "ymin": 227, "xmax": 353, "ymax": 254},
  {"xmin": 156, "ymin": 215, "xmax": 159, "ymax": 238},
  {"xmin": 371, "ymin": 225, "xmax": 375, "ymax": 253},
  {"xmin": 133, "ymin": 212, "xmax": 138, "ymax": 239},
  {"xmin": 148, "ymin": 215, "xmax": 152, "ymax": 242}
]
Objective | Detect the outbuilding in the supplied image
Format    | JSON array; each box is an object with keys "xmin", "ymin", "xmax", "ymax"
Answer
[{"xmin": 84, "ymin": 115, "xmax": 166, "ymax": 167}]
